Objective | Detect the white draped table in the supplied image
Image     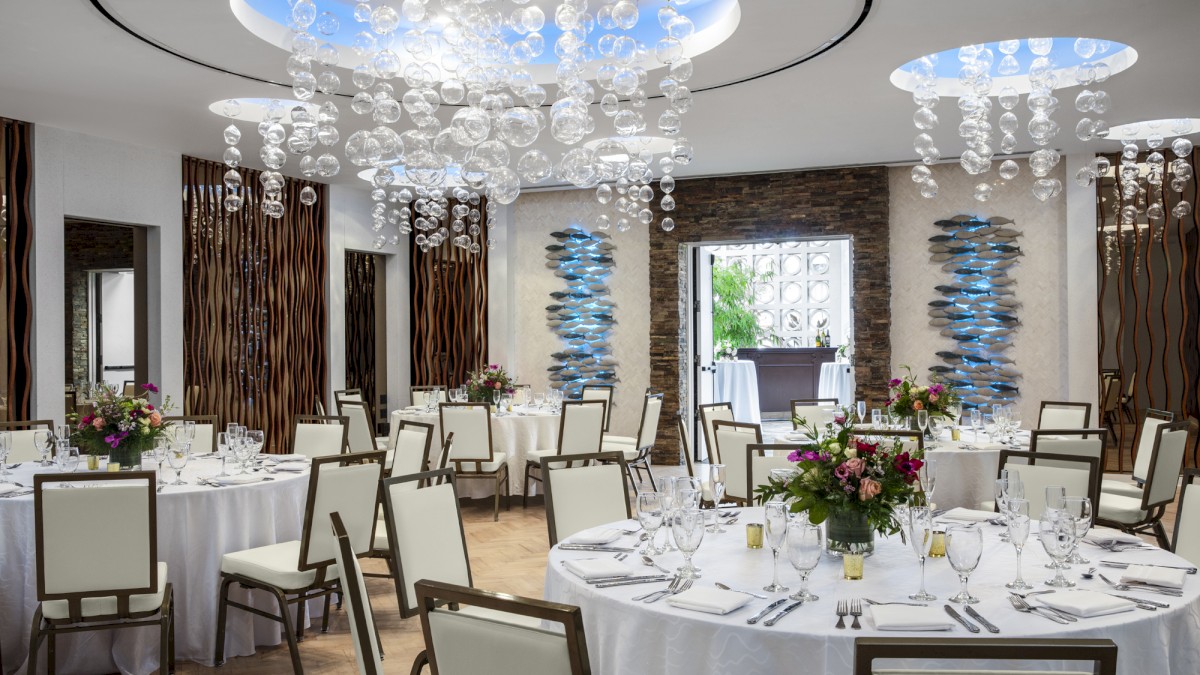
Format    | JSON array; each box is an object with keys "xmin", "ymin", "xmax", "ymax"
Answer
[
  {"xmin": 714, "ymin": 361, "xmax": 761, "ymax": 424},
  {"xmin": 395, "ymin": 406, "xmax": 561, "ymax": 498},
  {"xmin": 817, "ymin": 361, "xmax": 855, "ymax": 406},
  {"xmin": 545, "ymin": 508, "xmax": 1200, "ymax": 675},
  {"xmin": 0, "ymin": 457, "xmax": 312, "ymax": 674}
]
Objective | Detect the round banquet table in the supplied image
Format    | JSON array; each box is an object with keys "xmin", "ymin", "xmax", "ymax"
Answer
[
  {"xmin": 714, "ymin": 361, "xmax": 761, "ymax": 424},
  {"xmin": 545, "ymin": 508, "xmax": 1200, "ymax": 675},
  {"xmin": 0, "ymin": 457, "xmax": 313, "ymax": 674},
  {"xmin": 817, "ymin": 361, "xmax": 855, "ymax": 406},
  {"xmin": 395, "ymin": 405, "xmax": 561, "ymax": 498}
]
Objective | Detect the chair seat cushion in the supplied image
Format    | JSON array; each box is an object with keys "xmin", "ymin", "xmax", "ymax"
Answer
[
  {"xmin": 1101, "ymin": 479, "xmax": 1144, "ymax": 499},
  {"xmin": 376, "ymin": 437, "xmax": 388, "ymax": 451},
  {"xmin": 601, "ymin": 442, "xmax": 640, "ymax": 460},
  {"xmin": 373, "ymin": 520, "xmax": 389, "ymax": 551},
  {"xmin": 43, "ymin": 562, "xmax": 169, "ymax": 621},
  {"xmin": 526, "ymin": 448, "xmax": 560, "ymax": 461},
  {"xmin": 456, "ymin": 451, "xmax": 508, "ymax": 473},
  {"xmin": 1098, "ymin": 493, "xmax": 1147, "ymax": 524},
  {"xmin": 221, "ymin": 540, "xmax": 339, "ymax": 589},
  {"xmin": 604, "ymin": 435, "xmax": 637, "ymax": 446},
  {"xmin": 979, "ymin": 500, "xmax": 996, "ymax": 512}
]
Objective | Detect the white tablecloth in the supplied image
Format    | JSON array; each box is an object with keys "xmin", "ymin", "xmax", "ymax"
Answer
[
  {"xmin": 545, "ymin": 508, "xmax": 1200, "ymax": 674},
  {"xmin": 714, "ymin": 361, "xmax": 761, "ymax": 425},
  {"xmin": 818, "ymin": 361, "xmax": 855, "ymax": 406},
  {"xmin": 396, "ymin": 406, "xmax": 561, "ymax": 498},
  {"xmin": 0, "ymin": 457, "xmax": 312, "ymax": 674}
]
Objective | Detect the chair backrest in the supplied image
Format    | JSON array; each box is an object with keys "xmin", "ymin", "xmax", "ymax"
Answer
[
  {"xmin": 852, "ymin": 637, "xmax": 1118, "ymax": 675},
  {"xmin": 867, "ymin": 429, "xmax": 924, "ymax": 454},
  {"xmin": 314, "ymin": 395, "xmax": 327, "ymax": 417},
  {"xmin": 713, "ymin": 420, "xmax": 762, "ymax": 502},
  {"xmin": 291, "ymin": 415, "xmax": 348, "ymax": 458},
  {"xmin": 633, "ymin": 393, "xmax": 664, "ymax": 450},
  {"xmin": 440, "ymin": 403, "xmax": 495, "ymax": 468},
  {"xmin": 542, "ymin": 451, "xmax": 632, "ymax": 545},
  {"xmin": 698, "ymin": 403, "xmax": 734, "ymax": 463},
  {"xmin": 390, "ymin": 420, "xmax": 434, "ymax": 479},
  {"xmin": 415, "ymin": 580, "xmax": 591, "ymax": 675},
  {"xmin": 335, "ymin": 388, "xmax": 363, "ymax": 404},
  {"xmin": 1100, "ymin": 376, "xmax": 1121, "ymax": 413},
  {"xmin": 791, "ymin": 399, "xmax": 838, "ymax": 429},
  {"xmin": 432, "ymin": 434, "xmax": 453, "ymax": 475},
  {"xmin": 1028, "ymin": 429, "xmax": 1107, "ymax": 470},
  {"xmin": 330, "ymin": 512, "xmax": 383, "ymax": 675},
  {"xmin": 382, "ymin": 469, "xmax": 472, "ymax": 617},
  {"xmin": 0, "ymin": 419, "xmax": 54, "ymax": 463},
  {"xmin": 748, "ymin": 444, "xmax": 798, "ymax": 503},
  {"xmin": 338, "ymin": 401, "xmax": 377, "ymax": 453},
  {"xmin": 34, "ymin": 471, "xmax": 157, "ymax": 620},
  {"xmin": 677, "ymin": 414, "xmax": 695, "ymax": 478},
  {"xmin": 557, "ymin": 400, "xmax": 607, "ymax": 456},
  {"xmin": 123, "ymin": 381, "xmax": 136, "ymax": 396},
  {"xmin": 299, "ymin": 451, "xmax": 385, "ymax": 571},
  {"xmin": 1132, "ymin": 409, "xmax": 1175, "ymax": 482},
  {"xmin": 998, "ymin": 449, "xmax": 1100, "ymax": 520},
  {"xmin": 1172, "ymin": 468, "xmax": 1200, "ymax": 566},
  {"xmin": 163, "ymin": 415, "xmax": 218, "ymax": 454},
  {"xmin": 580, "ymin": 385, "xmax": 615, "ymax": 432},
  {"xmin": 1142, "ymin": 421, "xmax": 1196, "ymax": 510},
  {"xmin": 412, "ymin": 385, "xmax": 448, "ymax": 407},
  {"xmin": 1037, "ymin": 401, "xmax": 1092, "ymax": 429}
]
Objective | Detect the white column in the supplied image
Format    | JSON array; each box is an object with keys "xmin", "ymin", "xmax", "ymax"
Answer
[{"xmin": 1063, "ymin": 153, "xmax": 1100, "ymax": 409}]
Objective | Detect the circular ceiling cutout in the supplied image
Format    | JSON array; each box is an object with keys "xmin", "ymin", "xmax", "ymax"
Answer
[
  {"xmin": 207, "ymin": 97, "xmax": 318, "ymax": 123},
  {"xmin": 1105, "ymin": 117, "xmax": 1199, "ymax": 141}
]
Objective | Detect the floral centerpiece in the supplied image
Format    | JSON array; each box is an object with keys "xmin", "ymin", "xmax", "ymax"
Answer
[
  {"xmin": 886, "ymin": 365, "xmax": 961, "ymax": 421},
  {"xmin": 756, "ymin": 409, "xmax": 926, "ymax": 555},
  {"xmin": 464, "ymin": 364, "xmax": 518, "ymax": 403},
  {"xmin": 68, "ymin": 383, "xmax": 174, "ymax": 470}
]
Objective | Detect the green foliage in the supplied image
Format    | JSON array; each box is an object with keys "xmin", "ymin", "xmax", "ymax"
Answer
[{"xmin": 711, "ymin": 261, "xmax": 777, "ymax": 359}]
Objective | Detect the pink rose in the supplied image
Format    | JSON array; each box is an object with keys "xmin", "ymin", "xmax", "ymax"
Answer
[
  {"xmin": 845, "ymin": 457, "xmax": 866, "ymax": 477},
  {"xmin": 148, "ymin": 412, "xmax": 162, "ymax": 427},
  {"xmin": 494, "ymin": 382, "xmax": 502, "ymax": 390},
  {"xmin": 929, "ymin": 393, "xmax": 939, "ymax": 402},
  {"xmin": 92, "ymin": 417, "xmax": 106, "ymax": 430},
  {"xmin": 859, "ymin": 478, "xmax": 882, "ymax": 502},
  {"xmin": 912, "ymin": 400, "xmax": 924, "ymax": 411}
]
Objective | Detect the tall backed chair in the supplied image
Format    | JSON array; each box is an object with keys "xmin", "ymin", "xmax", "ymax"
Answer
[
  {"xmin": 338, "ymin": 400, "xmax": 382, "ymax": 453},
  {"xmin": 411, "ymin": 581, "xmax": 592, "ymax": 675},
  {"xmin": 698, "ymin": 402, "xmax": 734, "ymax": 463},
  {"xmin": 387, "ymin": 419, "xmax": 435, "ymax": 478},
  {"xmin": 713, "ymin": 420, "xmax": 762, "ymax": 505},
  {"xmin": 997, "ymin": 449, "xmax": 1101, "ymax": 521},
  {"xmin": 1101, "ymin": 409, "xmax": 1174, "ymax": 498},
  {"xmin": 524, "ymin": 400, "xmax": 607, "ymax": 505},
  {"xmin": 580, "ymin": 384, "xmax": 615, "ymax": 432},
  {"xmin": 214, "ymin": 451, "xmax": 385, "ymax": 672},
  {"xmin": 1036, "ymin": 401, "xmax": 1092, "ymax": 429},
  {"xmin": 411, "ymin": 385, "xmax": 447, "ymax": 408},
  {"xmin": 677, "ymin": 414, "xmax": 696, "ymax": 478},
  {"xmin": 440, "ymin": 402, "xmax": 510, "ymax": 521},
  {"xmin": 1098, "ymin": 420, "xmax": 1196, "ymax": 548},
  {"xmin": 790, "ymin": 398, "xmax": 839, "ymax": 429},
  {"xmin": 163, "ymin": 414, "xmax": 218, "ymax": 454},
  {"xmin": 1099, "ymin": 375, "xmax": 1123, "ymax": 444},
  {"xmin": 1172, "ymin": 468, "xmax": 1200, "ymax": 567},
  {"xmin": 747, "ymin": 444, "xmax": 799, "ymax": 504},
  {"xmin": 0, "ymin": 419, "xmax": 54, "ymax": 463},
  {"xmin": 291, "ymin": 414, "xmax": 348, "ymax": 458},
  {"xmin": 866, "ymin": 429, "xmax": 924, "ymax": 454},
  {"xmin": 853, "ymin": 637, "xmax": 1117, "ymax": 675},
  {"xmin": 1028, "ymin": 428, "xmax": 1107, "ymax": 469},
  {"xmin": 599, "ymin": 392, "xmax": 663, "ymax": 491},
  {"xmin": 330, "ymin": 512, "xmax": 383, "ymax": 675},
  {"xmin": 29, "ymin": 471, "xmax": 174, "ymax": 674},
  {"xmin": 335, "ymin": 388, "xmax": 363, "ymax": 404},
  {"xmin": 542, "ymin": 451, "xmax": 633, "ymax": 546}
]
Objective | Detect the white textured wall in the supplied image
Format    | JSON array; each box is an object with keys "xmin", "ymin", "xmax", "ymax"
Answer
[
  {"xmin": 889, "ymin": 163, "xmax": 1071, "ymax": 423},
  {"xmin": 510, "ymin": 189, "xmax": 650, "ymax": 437}
]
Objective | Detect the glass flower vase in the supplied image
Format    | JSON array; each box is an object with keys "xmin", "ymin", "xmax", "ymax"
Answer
[{"xmin": 825, "ymin": 508, "xmax": 875, "ymax": 557}]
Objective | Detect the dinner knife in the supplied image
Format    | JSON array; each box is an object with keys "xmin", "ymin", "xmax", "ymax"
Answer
[
  {"xmin": 558, "ymin": 545, "xmax": 636, "ymax": 552},
  {"xmin": 964, "ymin": 605, "xmax": 1000, "ymax": 633},
  {"xmin": 1104, "ymin": 593, "xmax": 1168, "ymax": 609},
  {"xmin": 1099, "ymin": 560, "xmax": 1197, "ymax": 574},
  {"xmin": 592, "ymin": 576, "xmax": 671, "ymax": 589},
  {"xmin": 944, "ymin": 604, "xmax": 980, "ymax": 633},
  {"xmin": 746, "ymin": 598, "xmax": 789, "ymax": 625},
  {"xmin": 763, "ymin": 600, "xmax": 805, "ymax": 627}
]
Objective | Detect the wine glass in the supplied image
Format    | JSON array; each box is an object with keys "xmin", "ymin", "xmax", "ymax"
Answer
[
  {"xmin": 167, "ymin": 441, "xmax": 190, "ymax": 485},
  {"xmin": 1063, "ymin": 496, "xmax": 1093, "ymax": 565},
  {"xmin": 34, "ymin": 429, "xmax": 53, "ymax": 466},
  {"xmin": 58, "ymin": 446, "xmax": 81, "ymax": 485},
  {"xmin": 916, "ymin": 410, "xmax": 929, "ymax": 439},
  {"xmin": 0, "ymin": 432, "xmax": 11, "ymax": 480},
  {"xmin": 1044, "ymin": 485, "xmax": 1067, "ymax": 515},
  {"xmin": 1039, "ymin": 510, "xmax": 1077, "ymax": 587},
  {"xmin": 1007, "ymin": 410, "xmax": 1022, "ymax": 442},
  {"xmin": 907, "ymin": 506, "xmax": 937, "ymax": 601},
  {"xmin": 927, "ymin": 416, "xmax": 943, "ymax": 449},
  {"xmin": 856, "ymin": 400, "xmax": 867, "ymax": 424},
  {"xmin": 763, "ymin": 501, "xmax": 790, "ymax": 592},
  {"xmin": 709, "ymin": 464, "xmax": 727, "ymax": 532},
  {"xmin": 671, "ymin": 507, "xmax": 706, "ymax": 580},
  {"xmin": 946, "ymin": 525, "xmax": 983, "ymax": 604},
  {"xmin": 533, "ymin": 392, "xmax": 545, "ymax": 410},
  {"xmin": 225, "ymin": 422, "xmax": 240, "ymax": 441},
  {"xmin": 969, "ymin": 409, "xmax": 983, "ymax": 442},
  {"xmin": 636, "ymin": 492, "xmax": 665, "ymax": 555},
  {"xmin": 179, "ymin": 420, "xmax": 197, "ymax": 446},
  {"xmin": 215, "ymin": 432, "xmax": 230, "ymax": 477},
  {"xmin": 917, "ymin": 460, "xmax": 936, "ymax": 508},
  {"xmin": 871, "ymin": 409, "xmax": 882, "ymax": 429},
  {"xmin": 153, "ymin": 437, "xmax": 171, "ymax": 486},
  {"xmin": 245, "ymin": 430, "xmax": 265, "ymax": 470},
  {"xmin": 1004, "ymin": 498, "xmax": 1033, "ymax": 590},
  {"xmin": 786, "ymin": 519, "xmax": 823, "ymax": 602}
]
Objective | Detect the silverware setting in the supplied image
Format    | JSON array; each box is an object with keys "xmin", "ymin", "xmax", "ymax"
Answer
[
  {"xmin": 632, "ymin": 575, "xmax": 681, "ymax": 601},
  {"xmin": 1008, "ymin": 595, "xmax": 1069, "ymax": 624},
  {"xmin": 1099, "ymin": 560, "xmax": 1196, "ymax": 574},
  {"xmin": 944, "ymin": 604, "xmax": 980, "ymax": 633},
  {"xmin": 746, "ymin": 598, "xmax": 788, "ymax": 625},
  {"xmin": 612, "ymin": 552, "xmax": 629, "ymax": 562},
  {"xmin": 0, "ymin": 488, "xmax": 33, "ymax": 498},
  {"xmin": 641, "ymin": 555, "xmax": 671, "ymax": 574},
  {"xmin": 762, "ymin": 599, "xmax": 805, "ymax": 627},
  {"xmin": 558, "ymin": 544, "xmax": 636, "ymax": 552},
  {"xmin": 849, "ymin": 599, "xmax": 863, "ymax": 629},
  {"xmin": 592, "ymin": 575, "xmax": 672, "ymax": 589},
  {"xmin": 964, "ymin": 605, "xmax": 1000, "ymax": 633},
  {"xmin": 1086, "ymin": 539, "xmax": 1156, "ymax": 552},
  {"xmin": 834, "ymin": 600, "xmax": 849, "ymax": 629},
  {"xmin": 1097, "ymin": 573, "xmax": 1183, "ymax": 597},
  {"xmin": 714, "ymin": 582, "xmax": 769, "ymax": 600},
  {"xmin": 1100, "ymin": 592, "xmax": 1169, "ymax": 609},
  {"xmin": 640, "ymin": 577, "xmax": 693, "ymax": 603}
]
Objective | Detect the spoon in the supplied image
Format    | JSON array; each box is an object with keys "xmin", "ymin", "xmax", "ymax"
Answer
[
  {"xmin": 641, "ymin": 555, "xmax": 670, "ymax": 574},
  {"xmin": 1081, "ymin": 567, "xmax": 1097, "ymax": 580},
  {"xmin": 715, "ymin": 582, "xmax": 769, "ymax": 600}
]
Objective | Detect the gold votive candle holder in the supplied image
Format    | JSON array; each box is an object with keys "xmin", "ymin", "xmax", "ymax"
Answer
[
  {"xmin": 929, "ymin": 528, "xmax": 947, "ymax": 557},
  {"xmin": 745, "ymin": 523, "xmax": 764, "ymax": 549},
  {"xmin": 107, "ymin": 460, "xmax": 122, "ymax": 472},
  {"xmin": 951, "ymin": 427, "xmax": 962, "ymax": 441},
  {"xmin": 842, "ymin": 551, "xmax": 864, "ymax": 580}
]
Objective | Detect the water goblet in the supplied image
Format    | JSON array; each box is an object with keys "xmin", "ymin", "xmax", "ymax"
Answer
[
  {"xmin": 34, "ymin": 429, "xmax": 53, "ymax": 466},
  {"xmin": 153, "ymin": 437, "xmax": 171, "ymax": 486},
  {"xmin": 1039, "ymin": 510, "xmax": 1077, "ymax": 587},
  {"xmin": 927, "ymin": 416, "xmax": 943, "ymax": 449},
  {"xmin": 763, "ymin": 501, "xmax": 790, "ymax": 593},
  {"xmin": 709, "ymin": 464, "xmax": 727, "ymax": 532},
  {"xmin": 916, "ymin": 410, "xmax": 929, "ymax": 439},
  {"xmin": 907, "ymin": 506, "xmax": 937, "ymax": 601},
  {"xmin": 671, "ymin": 507, "xmax": 706, "ymax": 579},
  {"xmin": 0, "ymin": 432, "xmax": 11, "ymax": 480},
  {"xmin": 786, "ymin": 519, "xmax": 823, "ymax": 602},
  {"xmin": 167, "ymin": 441, "xmax": 190, "ymax": 485},
  {"xmin": 533, "ymin": 392, "xmax": 545, "ymax": 409},
  {"xmin": 179, "ymin": 420, "xmax": 197, "ymax": 445},
  {"xmin": 946, "ymin": 525, "xmax": 983, "ymax": 603},
  {"xmin": 636, "ymin": 492, "xmax": 665, "ymax": 555},
  {"xmin": 871, "ymin": 409, "xmax": 882, "ymax": 429},
  {"xmin": 1004, "ymin": 498, "xmax": 1033, "ymax": 590},
  {"xmin": 215, "ymin": 432, "xmax": 230, "ymax": 477},
  {"xmin": 245, "ymin": 430, "xmax": 265, "ymax": 470},
  {"xmin": 1007, "ymin": 410, "xmax": 1022, "ymax": 442},
  {"xmin": 1063, "ymin": 496, "xmax": 1093, "ymax": 565},
  {"xmin": 59, "ymin": 446, "xmax": 81, "ymax": 485},
  {"xmin": 969, "ymin": 409, "xmax": 983, "ymax": 442}
]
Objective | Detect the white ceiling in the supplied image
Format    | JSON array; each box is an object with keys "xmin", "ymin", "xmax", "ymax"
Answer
[{"xmin": 1, "ymin": 0, "xmax": 1197, "ymax": 191}]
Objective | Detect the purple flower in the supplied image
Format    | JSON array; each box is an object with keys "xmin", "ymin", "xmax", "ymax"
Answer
[
  {"xmin": 888, "ymin": 378, "xmax": 902, "ymax": 387},
  {"xmin": 142, "ymin": 382, "xmax": 159, "ymax": 393},
  {"xmin": 833, "ymin": 412, "xmax": 847, "ymax": 425},
  {"xmin": 104, "ymin": 431, "xmax": 130, "ymax": 449},
  {"xmin": 787, "ymin": 450, "xmax": 802, "ymax": 462},
  {"xmin": 834, "ymin": 463, "xmax": 851, "ymax": 480}
]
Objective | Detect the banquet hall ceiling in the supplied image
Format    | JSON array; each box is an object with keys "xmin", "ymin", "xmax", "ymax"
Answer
[{"xmin": 1, "ymin": 0, "xmax": 1198, "ymax": 188}]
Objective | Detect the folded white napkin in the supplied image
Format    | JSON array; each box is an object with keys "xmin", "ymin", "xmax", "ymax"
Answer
[
  {"xmin": 1121, "ymin": 564, "xmax": 1186, "ymax": 589},
  {"xmin": 1087, "ymin": 528, "xmax": 1143, "ymax": 544},
  {"xmin": 270, "ymin": 462, "xmax": 309, "ymax": 473},
  {"xmin": 562, "ymin": 558, "xmax": 631, "ymax": 580},
  {"xmin": 0, "ymin": 484, "xmax": 22, "ymax": 496},
  {"xmin": 940, "ymin": 508, "xmax": 996, "ymax": 522},
  {"xmin": 212, "ymin": 474, "xmax": 267, "ymax": 486},
  {"xmin": 1038, "ymin": 590, "xmax": 1135, "ymax": 617},
  {"xmin": 869, "ymin": 605, "xmax": 954, "ymax": 631},
  {"xmin": 563, "ymin": 526, "xmax": 623, "ymax": 545},
  {"xmin": 666, "ymin": 587, "xmax": 751, "ymax": 615},
  {"xmin": 266, "ymin": 454, "xmax": 307, "ymax": 463},
  {"xmin": 970, "ymin": 442, "xmax": 1009, "ymax": 451}
]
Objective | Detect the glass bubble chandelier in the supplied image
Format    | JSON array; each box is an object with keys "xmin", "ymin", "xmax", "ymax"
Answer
[
  {"xmin": 895, "ymin": 37, "xmax": 1136, "ymax": 203},
  {"xmin": 219, "ymin": 0, "xmax": 701, "ymax": 253}
]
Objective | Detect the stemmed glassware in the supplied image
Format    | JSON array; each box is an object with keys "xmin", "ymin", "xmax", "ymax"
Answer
[
  {"xmin": 970, "ymin": 409, "xmax": 984, "ymax": 442},
  {"xmin": 763, "ymin": 501, "xmax": 790, "ymax": 593},
  {"xmin": 33, "ymin": 429, "xmax": 53, "ymax": 466},
  {"xmin": 907, "ymin": 505, "xmax": 937, "ymax": 601},
  {"xmin": 927, "ymin": 416, "xmax": 943, "ymax": 449},
  {"xmin": 153, "ymin": 437, "xmax": 171, "ymax": 486},
  {"xmin": 1007, "ymin": 410, "xmax": 1022, "ymax": 442},
  {"xmin": 0, "ymin": 431, "xmax": 12, "ymax": 481},
  {"xmin": 856, "ymin": 401, "xmax": 867, "ymax": 424},
  {"xmin": 245, "ymin": 430, "xmax": 265, "ymax": 470},
  {"xmin": 533, "ymin": 392, "xmax": 545, "ymax": 409},
  {"xmin": 871, "ymin": 409, "xmax": 882, "ymax": 429},
  {"xmin": 709, "ymin": 464, "xmax": 727, "ymax": 533},
  {"xmin": 946, "ymin": 525, "xmax": 983, "ymax": 604},
  {"xmin": 57, "ymin": 446, "xmax": 80, "ymax": 484},
  {"xmin": 167, "ymin": 441, "xmax": 191, "ymax": 485},
  {"xmin": 215, "ymin": 432, "xmax": 230, "ymax": 477},
  {"xmin": 178, "ymin": 420, "xmax": 196, "ymax": 448},
  {"xmin": 1063, "ymin": 496, "xmax": 1093, "ymax": 565},
  {"xmin": 916, "ymin": 410, "xmax": 929, "ymax": 440},
  {"xmin": 636, "ymin": 492, "xmax": 665, "ymax": 555},
  {"xmin": 917, "ymin": 460, "xmax": 936, "ymax": 508},
  {"xmin": 1004, "ymin": 498, "xmax": 1033, "ymax": 589},
  {"xmin": 1039, "ymin": 509, "xmax": 1077, "ymax": 587},
  {"xmin": 1043, "ymin": 485, "xmax": 1068, "ymax": 568},
  {"xmin": 786, "ymin": 518, "xmax": 823, "ymax": 602},
  {"xmin": 671, "ymin": 507, "xmax": 705, "ymax": 579}
]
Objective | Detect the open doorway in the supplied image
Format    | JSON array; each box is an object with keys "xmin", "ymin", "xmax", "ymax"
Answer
[
  {"xmin": 345, "ymin": 250, "xmax": 389, "ymax": 435},
  {"xmin": 687, "ymin": 238, "xmax": 852, "ymax": 461}
]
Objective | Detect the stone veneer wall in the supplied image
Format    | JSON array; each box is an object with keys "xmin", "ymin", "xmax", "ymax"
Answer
[
  {"xmin": 64, "ymin": 221, "xmax": 135, "ymax": 385},
  {"xmin": 648, "ymin": 166, "xmax": 892, "ymax": 463}
]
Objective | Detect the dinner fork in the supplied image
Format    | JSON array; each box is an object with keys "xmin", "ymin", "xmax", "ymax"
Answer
[
  {"xmin": 835, "ymin": 600, "xmax": 848, "ymax": 629},
  {"xmin": 850, "ymin": 599, "xmax": 863, "ymax": 629},
  {"xmin": 1007, "ymin": 595, "xmax": 1069, "ymax": 624},
  {"xmin": 633, "ymin": 575, "xmax": 681, "ymax": 602},
  {"xmin": 1097, "ymin": 573, "xmax": 1184, "ymax": 597}
]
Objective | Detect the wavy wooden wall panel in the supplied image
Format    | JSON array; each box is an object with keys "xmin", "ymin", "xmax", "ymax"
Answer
[
  {"xmin": 345, "ymin": 250, "xmax": 377, "ymax": 427},
  {"xmin": 409, "ymin": 209, "xmax": 488, "ymax": 387},
  {"xmin": 182, "ymin": 156, "xmax": 327, "ymax": 453},
  {"xmin": 2, "ymin": 118, "xmax": 34, "ymax": 422}
]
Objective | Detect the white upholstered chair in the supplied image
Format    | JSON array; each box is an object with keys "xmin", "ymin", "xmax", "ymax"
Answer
[
  {"xmin": 29, "ymin": 471, "xmax": 174, "ymax": 674},
  {"xmin": 865, "ymin": 429, "xmax": 924, "ymax": 454},
  {"xmin": 1172, "ymin": 468, "xmax": 1200, "ymax": 567},
  {"xmin": 542, "ymin": 451, "xmax": 633, "ymax": 546},
  {"xmin": 599, "ymin": 392, "xmax": 663, "ymax": 491},
  {"xmin": 387, "ymin": 419, "xmax": 435, "ymax": 478},
  {"xmin": 524, "ymin": 399, "xmax": 607, "ymax": 505},
  {"xmin": 698, "ymin": 403, "xmax": 734, "ymax": 463},
  {"xmin": 330, "ymin": 512, "xmax": 384, "ymax": 675},
  {"xmin": 580, "ymin": 384, "xmax": 615, "ymax": 432},
  {"xmin": 678, "ymin": 414, "xmax": 697, "ymax": 479},
  {"xmin": 0, "ymin": 419, "xmax": 53, "ymax": 463},
  {"xmin": 291, "ymin": 414, "xmax": 349, "ymax": 458},
  {"xmin": 1101, "ymin": 408, "xmax": 1174, "ymax": 499},
  {"xmin": 440, "ymin": 402, "xmax": 510, "ymax": 521},
  {"xmin": 335, "ymin": 388, "xmax": 363, "ymax": 404},
  {"xmin": 747, "ymin": 444, "xmax": 799, "ymax": 504},
  {"xmin": 791, "ymin": 398, "xmax": 839, "ymax": 429},
  {"xmin": 997, "ymin": 449, "xmax": 1101, "ymax": 521},
  {"xmin": 853, "ymin": 637, "xmax": 1118, "ymax": 675},
  {"xmin": 411, "ymin": 385, "xmax": 448, "ymax": 408},
  {"xmin": 1098, "ymin": 421, "xmax": 1196, "ymax": 548},
  {"xmin": 712, "ymin": 420, "xmax": 762, "ymax": 504},
  {"xmin": 1036, "ymin": 401, "xmax": 1092, "ymax": 429},
  {"xmin": 1028, "ymin": 428, "xmax": 1107, "ymax": 471},
  {"xmin": 164, "ymin": 414, "xmax": 218, "ymax": 454},
  {"xmin": 338, "ymin": 400, "xmax": 383, "ymax": 453}
]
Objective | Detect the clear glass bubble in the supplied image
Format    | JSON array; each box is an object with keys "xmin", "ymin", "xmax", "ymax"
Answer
[
  {"xmin": 1032, "ymin": 177, "xmax": 1062, "ymax": 202},
  {"xmin": 998, "ymin": 39, "xmax": 1020, "ymax": 55},
  {"xmin": 1147, "ymin": 202, "xmax": 1165, "ymax": 220},
  {"xmin": 999, "ymin": 159, "xmax": 1020, "ymax": 181},
  {"xmin": 998, "ymin": 87, "xmax": 1019, "ymax": 111},
  {"xmin": 317, "ymin": 11, "xmax": 339, "ymax": 36},
  {"xmin": 1174, "ymin": 202, "xmax": 1193, "ymax": 219},
  {"xmin": 1093, "ymin": 156, "xmax": 1111, "ymax": 175},
  {"xmin": 1172, "ymin": 137, "xmax": 1194, "ymax": 158},
  {"xmin": 919, "ymin": 179, "xmax": 938, "ymax": 198},
  {"xmin": 660, "ymin": 216, "xmax": 675, "ymax": 232},
  {"xmin": 670, "ymin": 57, "xmax": 693, "ymax": 83},
  {"xmin": 910, "ymin": 165, "xmax": 932, "ymax": 183},
  {"xmin": 913, "ymin": 107, "xmax": 938, "ymax": 130},
  {"xmin": 316, "ymin": 153, "xmax": 340, "ymax": 177},
  {"xmin": 1075, "ymin": 118, "xmax": 1095, "ymax": 142},
  {"xmin": 612, "ymin": 0, "xmax": 639, "ymax": 30},
  {"xmin": 1122, "ymin": 143, "xmax": 1140, "ymax": 161},
  {"xmin": 595, "ymin": 213, "xmax": 611, "ymax": 230},
  {"xmin": 1075, "ymin": 166, "xmax": 1097, "ymax": 187},
  {"xmin": 996, "ymin": 54, "xmax": 1019, "ymax": 77},
  {"xmin": 223, "ymin": 193, "xmax": 243, "ymax": 213},
  {"xmin": 660, "ymin": 194, "xmax": 676, "ymax": 211},
  {"xmin": 637, "ymin": 208, "xmax": 654, "ymax": 225},
  {"xmin": 616, "ymin": 218, "xmax": 631, "ymax": 233},
  {"xmin": 299, "ymin": 186, "xmax": 318, "ymax": 205},
  {"xmin": 1028, "ymin": 37, "xmax": 1053, "ymax": 56},
  {"xmin": 1172, "ymin": 159, "xmax": 1193, "ymax": 181},
  {"xmin": 223, "ymin": 146, "xmax": 241, "ymax": 168},
  {"xmin": 1091, "ymin": 91, "xmax": 1110, "ymax": 115}
]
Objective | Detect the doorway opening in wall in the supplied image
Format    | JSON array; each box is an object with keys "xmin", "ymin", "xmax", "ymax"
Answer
[
  {"xmin": 687, "ymin": 237, "xmax": 853, "ymax": 462},
  {"xmin": 344, "ymin": 250, "xmax": 389, "ymax": 435},
  {"xmin": 63, "ymin": 220, "xmax": 148, "ymax": 415}
]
